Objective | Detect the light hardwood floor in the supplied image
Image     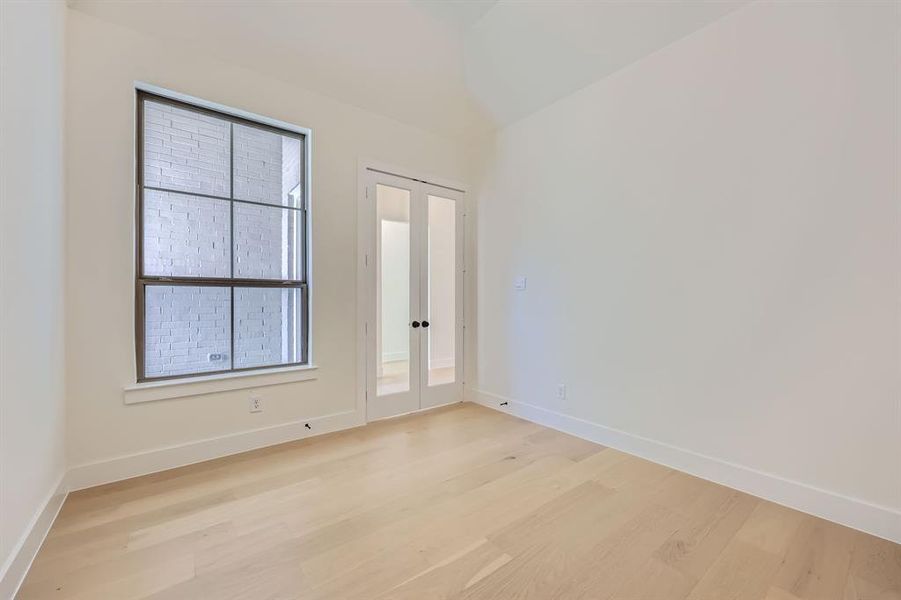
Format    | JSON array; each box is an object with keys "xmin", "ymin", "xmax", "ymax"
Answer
[{"xmin": 18, "ymin": 403, "xmax": 901, "ymax": 599}]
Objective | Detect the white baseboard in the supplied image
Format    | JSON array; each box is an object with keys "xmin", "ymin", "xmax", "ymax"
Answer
[
  {"xmin": 65, "ymin": 409, "xmax": 363, "ymax": 492},
  {"xmin": 469, "ymin": 389, "xmax": 901, "ymax": 544},
  {"xmin": 381, "ymin": 352, "xmax": 409, "ymax": 363},
  {"xmin": 0, "ymin": 474, "xmax": 67, "ymax": 599}
]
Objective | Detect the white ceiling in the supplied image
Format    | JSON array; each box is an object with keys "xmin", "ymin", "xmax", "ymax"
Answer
[
  {"xmin": 69, "ymin": 0, "xmax": 749, "ymax": 139},
  {"xmin": 465, "ymin": 0, "xmax": 749, "ymax": 127}
]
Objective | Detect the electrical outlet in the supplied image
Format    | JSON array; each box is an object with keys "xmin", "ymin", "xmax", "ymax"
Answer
[
  {"xmin": 556, "ymin": 383, "xmax": 566, "ymax": 400},
  {"xmin": 249, "ymin": 395, "xmax": 263, "ymax": 413}
]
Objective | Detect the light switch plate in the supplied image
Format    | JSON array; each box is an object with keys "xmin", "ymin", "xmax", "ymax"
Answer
[{"xmin": 514, "ymin": 276, "xmax": 527, "ymax": 290}]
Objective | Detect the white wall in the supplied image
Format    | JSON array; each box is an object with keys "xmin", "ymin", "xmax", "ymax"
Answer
[
  {"xmin": 0, "ymin": 0, "xmax": 68, "ymax": 582},
  {"xmin": 65, "ymin": 10, "xmax": 474, "ymax": 472},
  {"xmin": 476, "ymin": 0, "xmax": 901, "ymax": 536}
]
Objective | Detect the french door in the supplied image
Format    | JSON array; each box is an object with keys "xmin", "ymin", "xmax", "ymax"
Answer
[{"xmin": 363, "ymin": 170, "xmax": 464, "ymax": 420}]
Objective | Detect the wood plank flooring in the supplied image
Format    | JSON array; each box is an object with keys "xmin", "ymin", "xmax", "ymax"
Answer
[{"xmin": 18, "ymin": 403, "xmax": 901, "ymax": 599}]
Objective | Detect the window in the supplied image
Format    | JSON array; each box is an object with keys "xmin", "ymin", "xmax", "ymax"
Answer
[{"xmin": 135, "ymin": 90, "xmax": 309, "ymax": 381}]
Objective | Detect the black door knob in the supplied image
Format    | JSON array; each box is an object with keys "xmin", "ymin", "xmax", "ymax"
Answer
[
  {"xmin": 422, "ymin": 321, "xmax": 430, "ymax": 328},
  {"xmin": 411, "ymin": 321, "xmax": 420, "ymax": 328}
]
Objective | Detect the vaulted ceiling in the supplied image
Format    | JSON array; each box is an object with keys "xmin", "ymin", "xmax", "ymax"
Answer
[{"xmin": 69, "ymin": 0, "xmax": 749, "ymax": 139}]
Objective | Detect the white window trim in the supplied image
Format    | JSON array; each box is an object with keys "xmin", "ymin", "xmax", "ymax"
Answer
[
  {"xmin": 124, "ymin": 364, "xmax": 319, "ymax": 404},
  {"xmin": 136, "ymin": 81, "xmax": 312, "ymax": 136}
]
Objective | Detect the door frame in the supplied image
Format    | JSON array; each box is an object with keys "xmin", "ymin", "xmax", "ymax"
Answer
[{"xmin": 356, "ymin": 159, "xmax": 468, "ymax": 422}]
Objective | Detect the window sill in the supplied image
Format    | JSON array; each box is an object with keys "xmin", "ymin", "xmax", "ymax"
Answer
[{"xmin": 123, "ymin": 364, "xmax": 319, "ymax": 405}]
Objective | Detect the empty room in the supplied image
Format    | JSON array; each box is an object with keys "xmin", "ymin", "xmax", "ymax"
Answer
[{"xmin": 1, "ymin": 0, "xmax": 899, "ymax": 598}]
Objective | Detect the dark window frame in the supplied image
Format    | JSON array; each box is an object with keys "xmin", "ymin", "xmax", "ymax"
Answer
[{"xmin": 135, "ymin": 90, "xmax": 309, "ymax": 382}]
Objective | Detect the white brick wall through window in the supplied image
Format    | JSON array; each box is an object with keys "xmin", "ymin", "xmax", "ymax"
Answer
[{"xmin": 137, "ymin": 93, "xmax": 308, "ymax": 380}]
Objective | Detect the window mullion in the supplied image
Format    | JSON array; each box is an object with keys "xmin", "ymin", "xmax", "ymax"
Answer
[
  {"xmin": 229, "ymin": 122, "xmax": 235, "ymax": 372},
  {"xmin": 139, "ymin": 277, "xmax": 304, "ymax": 288},
  {"xmin": 229, "ymin": 122, "xmax": 235, "ymax": 278}
]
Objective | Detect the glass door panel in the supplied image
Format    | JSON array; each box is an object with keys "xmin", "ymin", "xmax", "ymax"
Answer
[
  {"xmin": 376, "ymin": 184, "xmax": 412, "ymax": 397},
  {"xmin": 426, "ymin": 194, "xmax": 456, "ymax": 387}
]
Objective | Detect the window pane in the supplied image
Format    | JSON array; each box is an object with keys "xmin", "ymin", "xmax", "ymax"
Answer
[
  {"xmin": 144, "ymin": 286, "xmax": 231, "ymax": 378},
  {"xmin": 233, "ymin": 203, "xmax": 302, "ymax": 280},
  {"xmin": 233, "ymin": 123, "xmax": 302, "ymax": 207},
  {"xmin": 143, "ymin": 100, "xmax": 231, "ymax": 197},
  {"xmin": 234, "ymin": 287, "xmax": 303, "ymax": 369},
  {"xmin": 143, "ymin": 189, "xmax": 230, "ymax": 278}
]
